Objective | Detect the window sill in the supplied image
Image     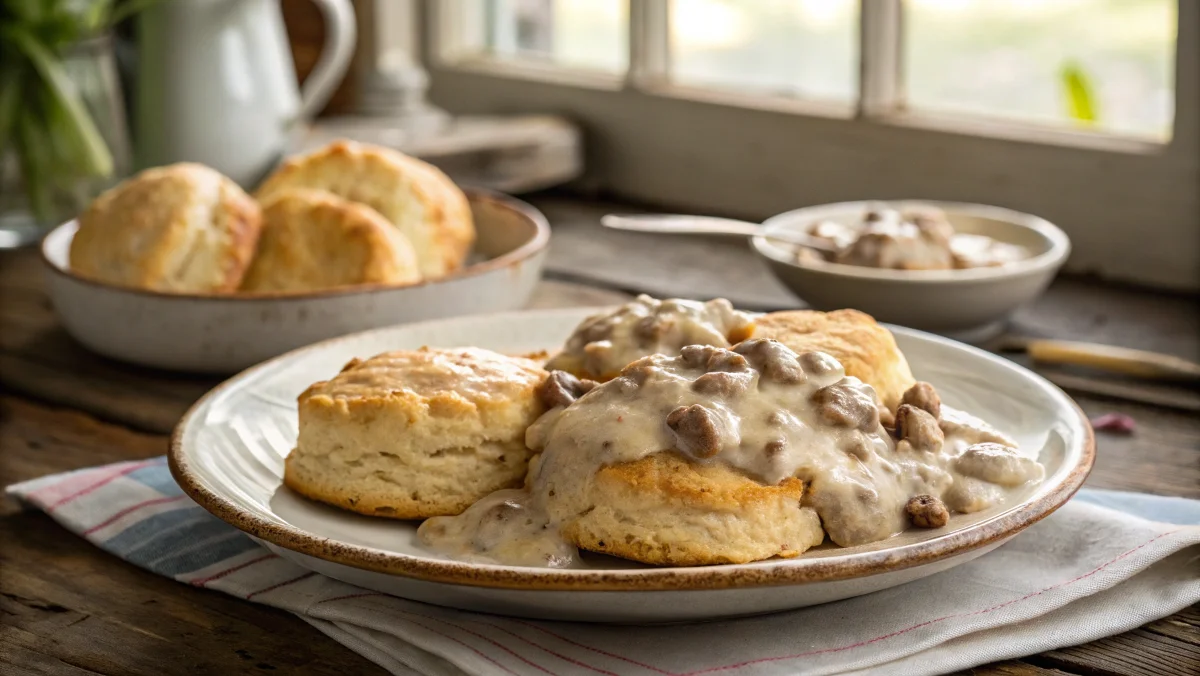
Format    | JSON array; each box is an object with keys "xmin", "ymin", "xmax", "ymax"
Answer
[
  {"xmin": 637, "ymin": 82, "xmax": 856, "ymax": 121},
  {"xmin": 431, "ymin": 57, "xmax": 625, "ymax": 91},
  {"xmin": 875, "ymin": 110, "xmax": 1170, "ymax": 155}
]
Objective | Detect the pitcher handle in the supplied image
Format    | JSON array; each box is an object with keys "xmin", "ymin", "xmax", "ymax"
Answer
[{"xmin": 297, "ymin": 0, "xmax": 357, "ymax": 120}]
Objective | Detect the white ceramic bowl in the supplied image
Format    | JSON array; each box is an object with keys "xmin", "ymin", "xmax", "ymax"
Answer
[
  {"xmin": 753, "ymin": 201, "xmax": 1071, "ymax": 342},
  {"xmin": 170, "ymin": 308, "xmax": 1093, "ymax": 623},
  {"xmin": 41, "ymin": 189, "xmax": 549, "ymax": 373}
]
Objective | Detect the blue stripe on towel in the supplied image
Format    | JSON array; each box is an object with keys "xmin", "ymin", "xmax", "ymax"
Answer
[
  {"xmin": 127, "ymin": 464, "xmax": 186, "ymax": 495},
  {"xmin": 104, "ymin": 508, "xmax": 258, "ymax": 576}
]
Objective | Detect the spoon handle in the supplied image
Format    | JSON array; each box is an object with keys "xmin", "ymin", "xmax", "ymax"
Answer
[
  {"xmin": 600, "ymin": 214, "xmax": 764, "ymax": 237},
  {"xmin": 601, "ymin": 214, "xmax": 836, "ymax": 254}
]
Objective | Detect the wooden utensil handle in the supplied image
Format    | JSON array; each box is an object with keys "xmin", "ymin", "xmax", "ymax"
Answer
[{"xmin": 1026, "ymin": 340, "xmax": 1200, "ymax": 381}]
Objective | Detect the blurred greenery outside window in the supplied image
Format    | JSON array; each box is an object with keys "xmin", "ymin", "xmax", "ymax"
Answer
[{"xmin": 455, "ymin": 0, "xmax": 1177, "ymax": 141}]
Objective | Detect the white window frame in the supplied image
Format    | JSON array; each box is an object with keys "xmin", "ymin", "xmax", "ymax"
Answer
[{"xmin": 415, "ymin": 0, "xmax": 1197, "ymax": 290}]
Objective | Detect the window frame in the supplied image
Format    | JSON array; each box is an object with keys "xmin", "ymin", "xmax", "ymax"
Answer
[{"xmin": 419, "ymin": 0, "xmax": 1199, "ymax": 289}]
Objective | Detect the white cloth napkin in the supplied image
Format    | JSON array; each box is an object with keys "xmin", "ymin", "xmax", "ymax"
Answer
[{"xmin": 8, "ymin": 458, "xmax": 1199, "ymax": 676}]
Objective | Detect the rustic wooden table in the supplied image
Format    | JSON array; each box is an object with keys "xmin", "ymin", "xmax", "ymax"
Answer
[{"xmin": 2, "ymin": 198, "xmax": 1197, "ymax": 675}]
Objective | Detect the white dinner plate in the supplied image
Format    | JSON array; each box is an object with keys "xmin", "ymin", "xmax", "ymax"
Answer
[{"xmin": 170, "ymin": 308, "xmax": 1094, "ymax": 623}]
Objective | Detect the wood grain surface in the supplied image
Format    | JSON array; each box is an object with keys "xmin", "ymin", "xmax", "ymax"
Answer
[{"xmin": 1, "ymin": 198, "xmax": 1197, "ymax": 675}]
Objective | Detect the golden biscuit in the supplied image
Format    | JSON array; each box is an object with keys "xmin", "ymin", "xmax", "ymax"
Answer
[
  {"xmin": 285, "ymin": 348, "xmax": 547, "ymax": 519},
  {"xmin": 241, "ymin": 190, "xmax": 421, "ymax": 293},
  {"xmin": 69, "ymin": 163, "xmax": 261, "ymax": 293},
  {"xmin": 561, "ymin": 452, "xmax": 825, "ymax": 565},
  {"xmin": 256, "ymin": 141, "xmax": 473, "ymax": 278}
]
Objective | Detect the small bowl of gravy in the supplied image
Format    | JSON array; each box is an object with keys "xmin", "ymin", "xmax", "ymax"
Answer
[{"xmin": 752, "ymin": 201, "xmax": 1071, "ymax": 342}]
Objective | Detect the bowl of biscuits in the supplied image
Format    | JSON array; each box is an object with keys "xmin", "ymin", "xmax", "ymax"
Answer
[
  {"xmin": 40, "ymin": 140, "xmax": 549, "ymax": 373},
  {"xmin": 171, "ymin": 296, "xmax": 1093, "ymax": 622}
]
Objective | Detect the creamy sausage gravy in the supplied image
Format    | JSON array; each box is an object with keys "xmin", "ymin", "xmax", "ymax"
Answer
[
  {"xmin": 797, "ymin": 207, "xmax": 1029, "ymax": 271},
  {"xmin": 419, "ymin": 339, "xmax": 1045, "ymax": 567},
  {"xmin": 543, "ymin": 295, "xmax": 756, "ymax": 380}
]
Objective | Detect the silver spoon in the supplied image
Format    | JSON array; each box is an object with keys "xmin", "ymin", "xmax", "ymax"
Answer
[{"xmin": 600, "ymin": 214, "xmax": 838, "ymax": 255}]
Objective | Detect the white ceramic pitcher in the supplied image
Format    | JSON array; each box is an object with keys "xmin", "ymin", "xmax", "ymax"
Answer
[{"xmin": 134, "ymin": 0, "xmax": 356, "ymax": 187}]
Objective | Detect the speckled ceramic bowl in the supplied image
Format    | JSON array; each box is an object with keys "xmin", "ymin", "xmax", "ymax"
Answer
[
  {"xmin": 169, "ymin": 308, "xmax": 1094, "ymax": 623},
  {"xmin": 753, "ymin": 201, "xmax": 1071, "ymax": 343},
  {"xmin": 41, "ymin": 189, "xmax": 549, "ymax": 373}
]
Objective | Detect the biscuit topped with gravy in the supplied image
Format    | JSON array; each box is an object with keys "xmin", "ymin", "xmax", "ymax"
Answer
[
  {"xmin": 751, "ymin": 308, "xmax": 916, "ymax": 411},
  {"xmin": 421, "ymin": 333, "xmax": 1044, "ymax": 567}
]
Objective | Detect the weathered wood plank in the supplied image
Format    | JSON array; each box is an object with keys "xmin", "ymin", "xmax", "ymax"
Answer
[
  {"xmin": 0, "ymin": 638, "xmax": 106, "ymax": 676},
  {"xmin": 958, "ymin": 663, "xmax": 1080, "ymax": 676},
  {"xmin": 0, "ymin": 250, "xmax": 218, "ymax": 433},
  {"xmin": 1030, "ymin": 370, "xmax": 1200, "ymax": 413},
  {"xmin": 1070, "ymin": 398, "xmax": 1200, "ymax": 500},
  {"xmin": 0, "ymin": 512, "xmax": 388, "ymax": 676},
  {"xmin": 0, "ymin": 397, "xmax": 166, "ymax": 513},
  {"xmin": 1029, "ymin": 622, "xmax": 1200, "ymax": 676},
  {"xmin": 0, "ymin": 397, "xmax": 386, "ymax": 675},
  {"xmin": 1144, "ymin": 606, "xmax": 1200, "ymax": 645},
  {"xmin": 527, "ymin": 277, "xmax": 631, "ymax": 309}
]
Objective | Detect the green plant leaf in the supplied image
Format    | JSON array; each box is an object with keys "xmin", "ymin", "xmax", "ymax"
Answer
[
  {"xmin": 25, "ymin": 0, "xmax": 93, "ymax": 49},
  {"xmin": 2, "ymin": 23, "xmax": 113, "ymax": 177},
  {"xmin": 1061, "ymin": 61, "xmax": 1098, "ymax": 124},
  {"xmin": 14, "ymin": 110, "xmax": 54, "ymax": 222},
  {"xmin": 107, "ymin": 0, "xmax": 162, "ymax": 28},
  {"xmin": 38, "ymin": 81, "xmax": 86, "ymax": 179},
  {"xmin": 1, "ymin": 0, "xmax": 47, "ymax": 24},
  {"xmin": 0, "ymin": 63, "xmax": 24, "ymax": 158},
  {"xmin": 82, "ymin": 0, "xmax": 115, "ymax": 34}
]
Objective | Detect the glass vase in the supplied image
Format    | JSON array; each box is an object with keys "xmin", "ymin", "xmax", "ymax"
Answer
[{"xmin": 0, "ymin": 34, "xmax": 132, "ymax": 249}]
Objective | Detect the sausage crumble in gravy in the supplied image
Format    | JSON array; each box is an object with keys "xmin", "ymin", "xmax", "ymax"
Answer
[
  {"xmin": 544, "ymin": 295, "xmax": 756, "ymax": 381},
  {"xmin": 797, "ymin": 206, "xmax": 1029, "ymax": 271}
]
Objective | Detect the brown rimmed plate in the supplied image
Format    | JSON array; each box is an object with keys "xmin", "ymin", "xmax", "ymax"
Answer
[{"xmin": 169, "ymin": 308, "xmax": 1094, "ymax": 622}]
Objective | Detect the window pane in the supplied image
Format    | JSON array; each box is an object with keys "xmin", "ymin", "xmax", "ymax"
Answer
[
  {"xmin": 904, "ymin": 0, "xmax": 1176, "ymax": 139},
  {"xmin": 474, "ymin": 0, "xmax": 628, "ymax": 73},
  {"xmin": 669, "ymin": 0, "xmax": 858, "ymax": 103}
]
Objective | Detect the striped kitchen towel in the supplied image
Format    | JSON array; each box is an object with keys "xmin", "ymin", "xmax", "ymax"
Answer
[{"xmin": 7, "ymin": 457, "xmax": 1200, "ymax": 676}]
